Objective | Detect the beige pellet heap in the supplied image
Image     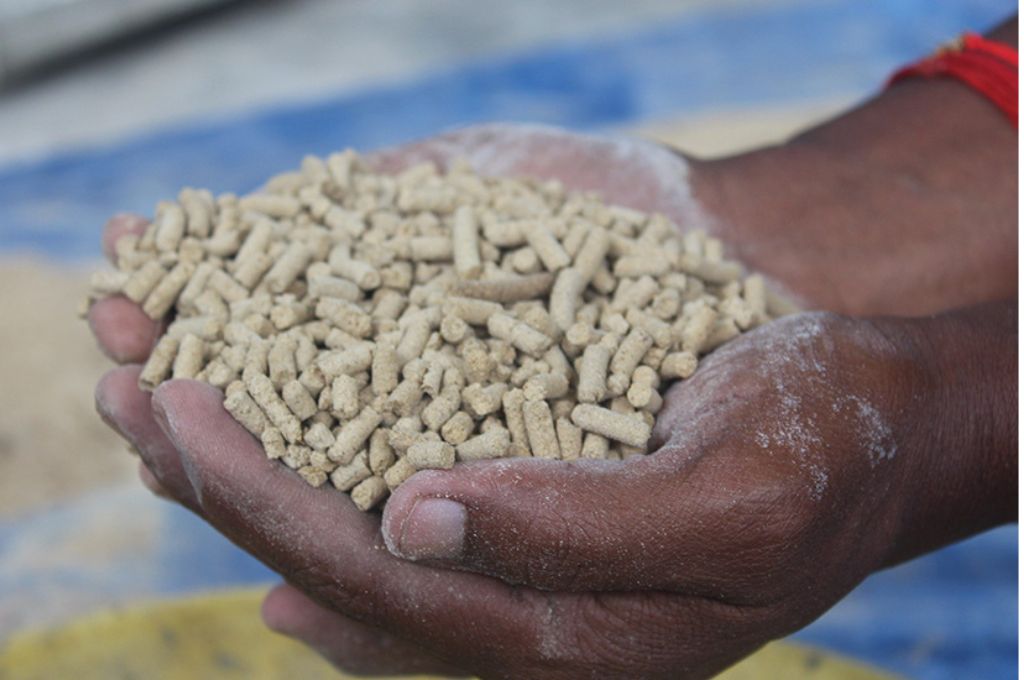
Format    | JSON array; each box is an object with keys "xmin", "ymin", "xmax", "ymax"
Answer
[{"xmin": 86, "ymin": 150, "xmax": 783, "ymax": 511}]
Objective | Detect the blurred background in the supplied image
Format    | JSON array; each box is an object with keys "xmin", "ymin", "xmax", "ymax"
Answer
[{"xmin": 0, "ymin": 1, "xmax": 1016, "ymax": 678}]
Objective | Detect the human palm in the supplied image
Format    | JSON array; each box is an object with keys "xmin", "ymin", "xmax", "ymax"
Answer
[{"xmin": 92, "ymin": 124, "xmax": 927, "ymax": 678}]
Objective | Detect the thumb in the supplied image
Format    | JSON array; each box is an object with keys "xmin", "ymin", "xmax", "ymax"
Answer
[{"xmin": 381, "ymin": 454, "xmax": 718, "ymax": 593}]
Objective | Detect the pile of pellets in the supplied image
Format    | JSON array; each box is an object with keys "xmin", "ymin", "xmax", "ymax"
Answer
[{"xmin": 86, "ymin": 150, "xmax": 783, "ymax": 511}]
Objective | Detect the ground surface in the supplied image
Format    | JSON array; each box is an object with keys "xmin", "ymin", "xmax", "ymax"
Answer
[{"xmin": 0, "ymin": 260, "xmax": 133, "ymax": 516}]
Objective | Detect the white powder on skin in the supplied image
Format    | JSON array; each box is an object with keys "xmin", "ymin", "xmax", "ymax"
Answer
[
  {"xmin": 651, "ymin": 313, "xmax": 899, "ymax": 502},
  {"xmin": 752, "ymin": 315, "xmax": 830, "ymax": 500},
  {"xmin": 833, "ymin": 395, "xmax": 898, "ymax": 467},
  {"xmin": 372, "ymin": 122, "xmax": 715, "ymax": 234}
]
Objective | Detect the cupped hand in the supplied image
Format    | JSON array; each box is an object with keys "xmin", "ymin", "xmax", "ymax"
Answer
[{"xmin": 90, "ymin": 124, "xmax": 926, "ymax": 677}]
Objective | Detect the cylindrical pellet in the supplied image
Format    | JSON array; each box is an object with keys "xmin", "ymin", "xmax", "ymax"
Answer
[
  {"xmin": 451, "ymin": 272, "xmax": 554, "ymax": 303},
  {"xmin": 680, "ymin": 304, "xmax": 718, "ymax": 353},
  {"xmin": 154, "ymin": 202, "xmax": 186, "ymax": 252},
  {"xmin": 613, "ymin": 253, "xmax": 672, "ymax": 278},
  {"xmin": 463, "ymin": 382, "xmax": 507, "ymax": 418},
  {"xmin": 260, "ymin": 427, "xmax": 286, "ymax": 458},
  {"xmin": 442, "ymin": 296, "xmax": 502, "ymax": 325},
  {"xmin": 265, "ymin": 242, "xmax": 311, "ymax": 293},
  {"xmin": 383, "ymin": 457, "xmax": 417, "ymax": 490},
  {"xmin": 122, "ymin": 260, "xmax": 167, "ymax": 304},
  {"xmin": 577, "ymin": 343, "xmax": 611, "ymax": 403},
  {"xmin": 523, "ymin": 399, "xmax": 560, "ymax": 459},
  {"xmin": 330, "ymin": 374, "xmax": 361, "ymax": 419},
  {"xmin": 172, "ymin": 334, "xmax": 205, "ymax": 379},
  {"xmin": 267, "ymin": 334, "xmax": 297, "ymax": 388},
  {"xmin": 523, "ymin": 372, "xmax": 569, "ymax": 401},
  {"xmin": 143, "ymin": 261, "xmax": 195, "ymax": 319},
  {"xmin": 351, "ymin": 476, "xmax": 389, "ymax": 511},
  {"xmin": 317, "ymin": 345, "xmax": 373, "ymax": 378},
  {"xmin": 384, "ymin": 378, "xmax": 423, "ymax": 417},
  {"xmin": 743, "ymin": 274, "xmax": 768, "ymax": 323},
  {"xmin": 555, "ymin": 417, "xmax": 583, "ymax": 460},
  {"xmin": 316, "ymin": 297, "xmax": 372, "ymax": 338},
  {"xmin": 487, "ymin": 312, "xmax": 552, "ymax": 358},
  {"xmin": 610, "ymin": 328, "xmax": 653, "ymax": 379},
  {"xmin": 407, "ymin": 236, "xmax": 453, "ymax": 262},
  {"xmin": 308, "ymin": 269, "xmax": 362, "ymax": 301},
  {"xmin": 207, "ymin": 268, "xmax": 250, "ymax": 303},
  {"xmin": 329, "ymin": 244, "xmax": 381, "ymax": 290},
  {"xmin": 180, "ymin": 188, "xmax": 213, "ymax": 238},
  {"xmin": 329, "ymin": 407, "xmax": 382, "ymax": 464},
  {"xmin": 397, "ymin": 317, "xmax": 432, "ymax": 364},
  {"xmin": 371, "ymin": 342, "xmax": 400, "ymax": 395},
  {"xmin": 701, "ymin": 318, "xmax": 740, "ymax": 352},
  {"xmin": 625, "ymin": 308, "xmax": 673, "ymax": 348},
  {"xmin": 368, "ymin": 429, "xmax": 396, "ymax": 475},
  {"xmin": 407, "ymin": 439, "xmax": 456, "ymax": 470},
  {"xmin": 677, "ymin": 253, "xmax": 742, "ymax": 284},
  {"xmin": 330, "ymin": 452, "xmax": 373, "ymax": 491},
  {"xmin": 304, "ymin": 422, "xmax": 336, "ymax": 450},
  {"xmin": 573, "ymin": 227, "xmax": 610, "ymax": 283},
  {"xmin": 570, "ymin": 404, "xmax": 651, "ymax": 448},
  {"xmin": 456, "ymin": 428, "xmax": 510, "ymax": 461},
  {"xmin": 440, "ymin": 411, "xmax": 475, "ymax": 445},
  {"xmin": 233, "ymin": 252, "xmax": 273, "ymax": 290},
  {"xmin": 139, "ymin": 336, "xmax": 179, "ymax": 391},
  {"xmin": 452, "ymin": 205, "xmax": 482, "ymax": 279},
  {"xmin": 282, "ymin": 380, "xmax": 318, "ymax": 421},
  {"xmin": 660, "ymin": 351, "xmax": 698, "ymax": 379},
  {"xmin": 580, "ymin": 432, "xmax": 610, "ymax": 459},
  {"xmin": 239, "ymin": 194, "xmax": 301, "ymax": 218},
  {"xmin": 224, "ymin": 389, "xmax": 271, "ymax": 437},
  {"xmin": 246, "ymin": 373, "xmax": 303, "ymax": 443},
  {"xmin": 549, "ymin": 267, "xmax": 585, "ymax": 333},
  {"xmin": 525, "ymin": 222, "xmax": 571, "ymax": 271},
  {"xmin": 421, "ymin": 388, "xmax": 462, "ymax": 431},
  {"xmin": 234, "ymin": 221, "xmax": 272, "ymax": 267}
]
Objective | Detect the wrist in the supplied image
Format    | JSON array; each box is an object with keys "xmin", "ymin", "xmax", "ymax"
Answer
[
  {"xmin": 687, "ymin": 75, "xmax": 1016, "ymax": 316},
  {"xmin": 880, "ymin": 301, "xmax": 1017, "ymax": 565}
]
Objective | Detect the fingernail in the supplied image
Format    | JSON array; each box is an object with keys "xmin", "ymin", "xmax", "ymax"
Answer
[
  {"xmin": 388, "ymin": 498, "xmax": 466, "ymax": 561},
  {"xmin": 150, "ymin": 393, "xmax": 203, "ymax": 501},
  {"xmin": 95, "ymin": 383, "xmax": 131, "ymax": 441}
]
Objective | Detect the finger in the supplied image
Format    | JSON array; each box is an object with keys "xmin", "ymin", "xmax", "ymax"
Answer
[
  {"xmin": 149, "ymin": 379, "xmax": 556, "ymax": 673},
  {"xmin": 138, "ymin": 461, "xmax": 175, "ymax": 500},
  {"xmin": 87, "ymin": 296, "xmax": 163, "ymax": 364},
  {"xmin": 380, "ymin": 450, "xmax": 761, "ymax": 595},
  {"xmin": 91, "ymin": 214, "xmax": 162, "ymax": 364},
  {"xmin": 262, "ymin": 583, "xmax": 467, "ymax": 677},
  {"xmin": 95, "ymin": 366, "xmax": 201, "ymax": 512},
  {"xmin": 102, "ymin": 213, "xmax": 149, "ymax": 264},
  {"xmin": 265, "ymin": 583, "xmax": 773, "ymax": 679},
  {"xmin": 537, "ymin": 588, "xmax": 783, "ymax": 678}
]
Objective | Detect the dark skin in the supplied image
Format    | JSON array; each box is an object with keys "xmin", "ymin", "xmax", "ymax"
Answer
[
  {"xmin": 692, "ymin": 18, "xmax": 1018, "ymax": 317},
  {"xmin": 89, "ymin": 16, "xmax": 1016, "ymax": 679}
]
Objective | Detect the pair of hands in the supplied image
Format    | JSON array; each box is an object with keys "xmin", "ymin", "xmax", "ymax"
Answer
[{"xmin": 91, "ymin": 124, "xmax": 971, "ymax": 678}]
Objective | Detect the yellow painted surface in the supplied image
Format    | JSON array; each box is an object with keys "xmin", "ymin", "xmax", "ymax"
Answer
[
  {"xmin": 633, "ymin": 96, "xmax": 855, "ymax": 157},
  {"xmin": 0, "ymin": 588, "xmax": 899, "ymax": 680}
]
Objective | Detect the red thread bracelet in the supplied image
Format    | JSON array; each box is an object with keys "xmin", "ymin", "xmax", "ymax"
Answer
[{"xmin": 888, "ymin": 32, "xmax": 1018, "ymax": 127}]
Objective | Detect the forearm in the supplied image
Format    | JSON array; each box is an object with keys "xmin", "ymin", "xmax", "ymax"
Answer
[
  {"xmin": 887, "ymin": 299, "xmax": 1017, "ymax": 565},
  {"xmin": 690, "ymin": 16, "xmax": 1017, "ymax": 316}
]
